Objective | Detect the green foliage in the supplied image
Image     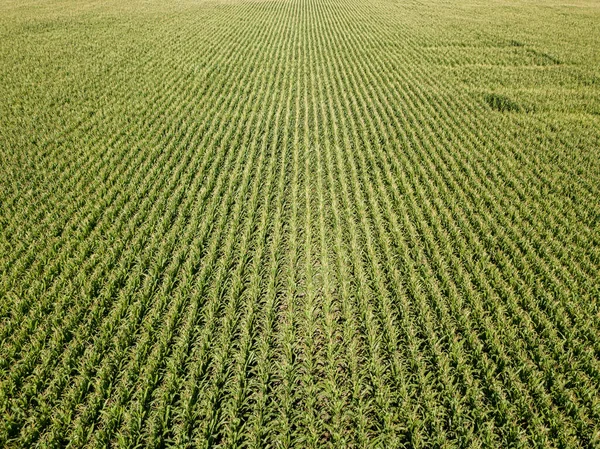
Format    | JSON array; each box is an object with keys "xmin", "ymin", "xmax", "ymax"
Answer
[
  {"xmin": 0, "ymin": 0, "xmax": 599, "ymax": 447},
  {"xmin": 484, "ymin": 93, "xmax": 522, "ymax": 113}
]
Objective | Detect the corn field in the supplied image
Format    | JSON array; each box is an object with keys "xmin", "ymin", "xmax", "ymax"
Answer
[{"xmin": 0, "ymin": 0, "xmax": 599, "ymax": 447}]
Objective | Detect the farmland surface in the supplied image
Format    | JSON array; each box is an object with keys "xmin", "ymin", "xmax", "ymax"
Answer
[{"xmin": 1, "ymin": 0, "xmax": 600, "ymax": 447}]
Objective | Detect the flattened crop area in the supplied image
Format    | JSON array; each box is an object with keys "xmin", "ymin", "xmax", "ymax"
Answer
[{"xmin": 1, "ymin": 0, "xmax": 599, "ymax": 447}]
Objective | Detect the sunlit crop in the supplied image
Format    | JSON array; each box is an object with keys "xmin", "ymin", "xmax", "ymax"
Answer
[{"xmin": 1, "ymin": 0, "xmax": 599, "ymax": 447}]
